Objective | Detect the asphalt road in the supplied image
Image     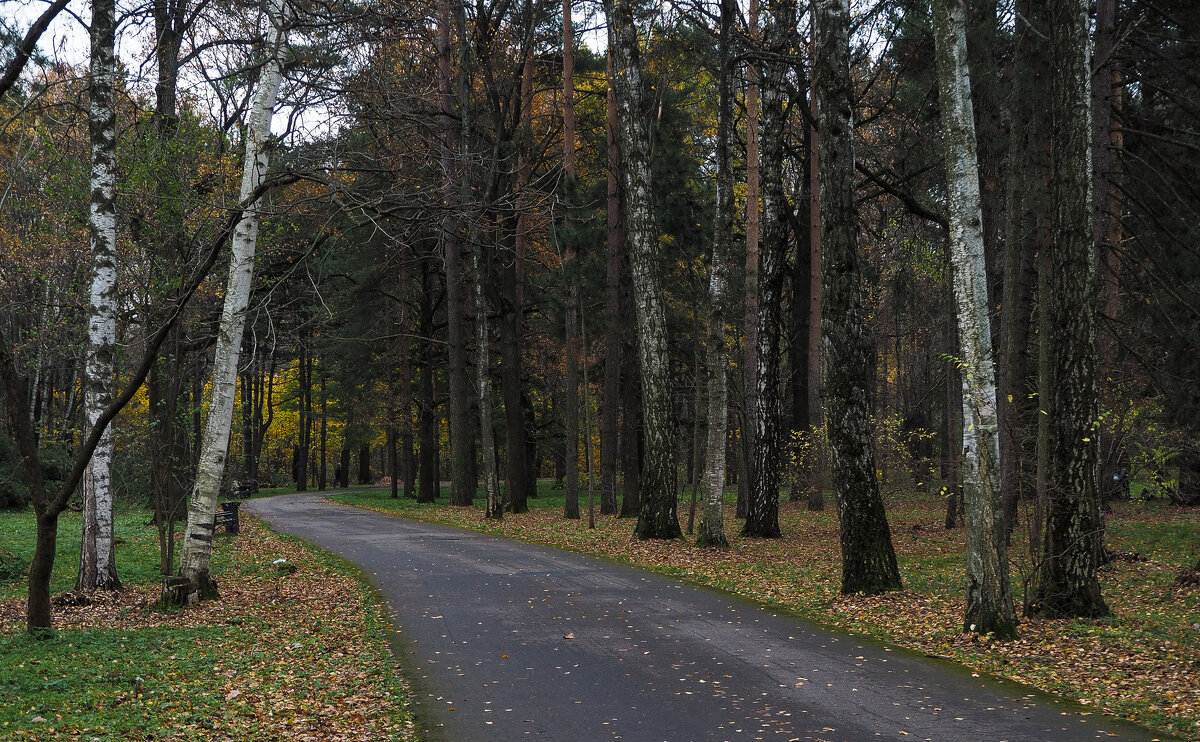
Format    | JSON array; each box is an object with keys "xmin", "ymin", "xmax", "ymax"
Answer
[{"xmin": 245, "ymin": 494, "xmax": 1165, "ymax": 742}]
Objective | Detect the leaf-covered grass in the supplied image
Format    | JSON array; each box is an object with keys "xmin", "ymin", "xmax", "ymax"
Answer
[
  {"xmin": 0, "ymin": 509, "xmax": 168, "ymax": 601},
  {"xmin": 333, "ymin": 483, "xmax": 1200, "ymax": 740},
  {"xmin": 0, "ymin": 509, "xmax": 416, "ymax": 741}
]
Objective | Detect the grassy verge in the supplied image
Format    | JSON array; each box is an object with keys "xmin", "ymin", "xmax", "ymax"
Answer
[
  {"xmin": 0, "ymin": 508, "xmax": 416, "ymax": 741},
  {"xmin": 332, "ymin": 483, "xmax": 1200, "ymax": 740}
]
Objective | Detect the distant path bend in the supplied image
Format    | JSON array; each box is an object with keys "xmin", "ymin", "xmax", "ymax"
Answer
[{"xmin": 246, "ymin": 494, "xmax": 1162, "ymax": 742}]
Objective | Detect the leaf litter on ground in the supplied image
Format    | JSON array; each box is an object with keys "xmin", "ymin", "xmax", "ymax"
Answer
[{"xmin": 0, "ymin": 518, "xmax": 416, "ymax": 741}]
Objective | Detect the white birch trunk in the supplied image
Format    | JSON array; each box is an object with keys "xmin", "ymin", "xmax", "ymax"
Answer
[
  {"xmin": 932, "ymin": 0, "xmax": 1016, "ymax": 637},
  {"xmin": 78, "ymin": 0, "xmax": 121, "ymax": 592},
  {"xmin": 696, "ymin": 0, "xmax": 736, "ymax": 548},
  {"xmin": 605, "ymin": 0, "xmax": 681, "ymax": 540},
  {"xmin": 179, "ymin": 0, "xmax": 288, "ymax": 596}
]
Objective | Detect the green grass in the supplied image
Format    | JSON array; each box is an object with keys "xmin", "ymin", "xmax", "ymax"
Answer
[
  {"xmin": 0, "ymin": 509, "xmax": 168, "ymax": 601},
  {"xmin": 0, "ymin": 506, "xmax": 416, "ymax": 740},
  {"xmin": 0, "ymin": 625, "xmax": 244, "ymax": 738},
  {"xmin": 0, "ymin": 508, "xmax": 245, "ymax": 602}
]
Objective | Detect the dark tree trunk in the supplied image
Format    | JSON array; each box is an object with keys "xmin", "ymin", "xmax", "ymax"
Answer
[
  {"xmin": 439, "ymin": 0, "xmax": 474, "ymax": 507},
  {"xmin": 806, "ymin": 10, "xmax": 823, "ymax": 500},
  {"xmin": 814, "ymin": 0, "xmax": 901, "ymax": 594},
  {"xmin": 358, "ymin": 443, "xmax": 371, "ymax": 485},
  {"xmin": 419, "ymin": 257, "xmax": 440, "ymax": 503},
  {"xmin": 295, "ymin": 349, "xmax": 311, "ymax": 492},
  {"xmin": 600, "ymin": 50, "xmax": 624, "ymax": 517},
  {"xmin": 499, "ymin": 235, "xmax": 530, "ymax": 512},
  {"xmin": 1030, "ymin": 0, "xmax": 1109, "ymax": 619},
  {"xmin": 999, "ymin": 0, "xmax": 1046, "ymax": 538},
  {"xmin": 1091, "ymin": 0, "xmax": 1123, "ymax": 373},
  {"xmin": 146, "ymin": 0, "xmax": 191, "ymax": 571},
  {"xmin": 563, "ymin": 9, "xmax": 581, "ymax": 520},
  {"xmin": 319, "ymin": 373, "xmax": 328, "ymax": 491},
  {"xmin": 789, "ymin": 131, "xmax": 812, "ymax": 437},
  {"xmin": 388, "ymin": 424, "xmax": 399, "ymax": 498}
]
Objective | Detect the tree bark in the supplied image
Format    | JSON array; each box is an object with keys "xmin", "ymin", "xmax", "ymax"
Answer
[
  {"xmin": 742, "ymin": 0, "xmax": 793, "ymax": 539},
  {"xmin": 619, "ymin": 336, "xmax": 641, "ymax": 518},
  {"xmin": 932, "ymin": 0, "xmax": 1016, "ymax": 638},
  {"xmin": 147, "ymin": 0, "xmax": 191, "ymax": 578},
  {"xmin": 319, "ymin": 372, "xmax": 328, "ymax": 491},
  {"xmin": 1092, "ymin": 0, "xmax": 1122, "ymax": 362},
  {"xmin": 696, "ymin": 0, "xmax": 736, "ymax": 549},
  {"xmin": 1030, "ymin": 0, "xmax": 1110, "ymax": 619},
  {"xmin": 600, "ymin": 50, "xmax": 624, "ymax": 517},
  {"xmin": 814, "ymin": 0, "xmax": 902, "ymax": 595},
  {"xmin": 475, "ymin": 227, "xmax": 503, "ymax": 518},
  {"xmin": 999, "ymin": 0, "xmax": 1045, "ymax": 537},
  {"xmin": 77, "ymin": 0, "xmax": 121, "ymax": 592},
  {"xmin": 807, "ymin": 49, "xmax": 825, "ymax": 513},
  {"xmin": 388, "ymin": 423, "xmax": 399, "ymax": 498},
  {"xmin": 606, "ymin": 0, "xmax": 680, "ymax": 539},
  {"xmin": 358, "ymin": 443, "xmax": 371, "ymax": 484},
  {"xmin": 741, "ymin": 0, "xmax": 761, "ymax": 529},
  {"xmin": 440, "ymin": 0, "xmax": 474, "ymax": 507},
  {"xmin": 419, "ymin": 256, "xmax": 440, "ymax": 503},
  {"xmin": 562, "ymin": 0, "xmax": 581, "ymax": 521},
  {"xmin": 179, "ymin": 0, "xmax": 288, "ymax": 600}
]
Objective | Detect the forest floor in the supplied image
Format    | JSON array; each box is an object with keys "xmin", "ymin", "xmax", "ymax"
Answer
[
  {"xmin": 333, "ymin": 483, "xmax": 1200, "ymax": 741},
  {"xmin": 0, "ymin": 510, "xmax": 416, "ymax": 741}
]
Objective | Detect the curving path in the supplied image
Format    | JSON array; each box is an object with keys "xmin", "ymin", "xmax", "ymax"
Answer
[{"xmin": 245, "ymin": 494, "xmax": 1165, "ymax": 742}]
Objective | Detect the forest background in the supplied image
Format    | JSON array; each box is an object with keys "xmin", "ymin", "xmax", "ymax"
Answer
[{"xmin": 1, "ymin": 0, "xmax": 1199, "ymax": 732}]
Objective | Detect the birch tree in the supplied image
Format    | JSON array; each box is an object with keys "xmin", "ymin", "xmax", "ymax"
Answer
[
  {"xmin": 813, "ymin": 0, "xmax": 902, "ymax": 594},
  {"xmin": 605, "ymin": 0, "xmax": 681, "ymax": 540},
  {"xmin": 742, "ymin": 0, "xmax": 793, "ymax": 539},
  {"xmin": 695, "ymin": 0, "xmax": 735, "ymax": 549},
  {"xmin": 179, "ymin": 0, "xmax": 289, "ymax": 599},
  {"xmin": 931, "ymin": 0, "xmax": 1017, "ymax": 638},
  {"xmin": 76, "ymin": 0, "xmax": 121, "ymax": 592}
]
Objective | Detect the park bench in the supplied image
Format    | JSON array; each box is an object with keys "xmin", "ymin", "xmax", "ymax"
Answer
[
  {"xmin": 213, "ymin": 500, "xmax": 241, "ymax": 534},
  {"xmin": 160, "ymin": 575, "xmax": 190, "ymax": 605}
]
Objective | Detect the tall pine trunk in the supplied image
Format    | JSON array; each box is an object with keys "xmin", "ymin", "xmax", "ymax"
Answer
[
  {"xmin": 1030, "ymin": 0, "xmax": 1110, "ymax": 619},
  {"xmin": 418, "ymin": 257, "xmax": 441, "ymax": 504},
  {"xmin": 807, "ymin": 47, "xmax": 825, "ymax": 512},
  {"xmin": 440, "ymin": 0, "xmax": 474, "ymax": 507},
  {"xmin": 741, "ymin": 0, "xmax": 761, "ymax": 531},
  {"xmin": 600, "ymin": 50, "xmax": 624, "ymax": 517},
  {"xmin": 562, "ymin": 0, "xmax": 581, "ymax": 520},
  {"xmin": 932, "ymin": 0, "xmax": 1016, "ymax": 638},
  {"xmin": 179, "ymin": 0, "xmax": 288, "ymax": 600},
  {"xmin": 814, "ymin": 0, "xmax": 901, "ymax": 594},
  {"xmin": 999, "ymin": 0, "xmax": 1045, "ymax": 536}
]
